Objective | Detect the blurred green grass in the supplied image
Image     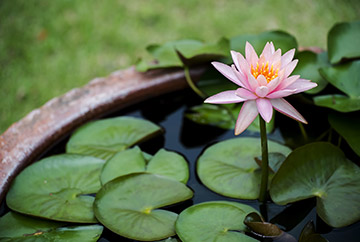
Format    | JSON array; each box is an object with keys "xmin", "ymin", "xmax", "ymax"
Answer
[{"xmin": 1, "ymin": 0, "xmax": 359, "ymax": 133}]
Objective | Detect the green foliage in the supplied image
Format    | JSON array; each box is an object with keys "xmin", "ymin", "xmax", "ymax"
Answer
[
  {"xmin": 66, "ymin": 116, "xmax": 162, "ymax": 160},
  {"xmin": 6, "ymin": 154, "xmax": 105, "ymax": 223},
  {"xmin": 94, "ymin": 173, "xmax": 193, "ymax": 241},
  {"xmin": 175, "ymin": 201, "xmax": 258, "ymax": 242},
  {"xmin": 197, "ymin": 137, "xmax": 291, "ymax": 199},
  {"xmin": 0, "ymin": 212, "xmax": 103, "ymax": 242},
  {"xmin": 270, "ymin": 142, "xmax": 360, "ymax": 228}
]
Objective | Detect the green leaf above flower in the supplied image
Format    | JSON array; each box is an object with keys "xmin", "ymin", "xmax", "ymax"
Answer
[
  {"xmin": 328, "ymin": 21, "xmax": 360, "ymax": 64},
  {"xmin": 136, "ymin": 38, "xmax": 229, "ymax": 72},
  {"xmin": 270, "ymin": 142, "xmax": 360, "ymax": 228}
]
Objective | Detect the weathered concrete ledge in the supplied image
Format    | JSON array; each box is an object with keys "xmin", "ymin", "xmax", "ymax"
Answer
[{"xmin": 0, "ymin": 66, "xmax": 206, "ymax": 202}]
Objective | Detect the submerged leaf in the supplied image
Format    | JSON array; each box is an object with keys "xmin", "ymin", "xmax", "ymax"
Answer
[
  {"xmin": 299, "ymin": 221, "xmax": 328, "ymax": 242},
  {"xmin": 6, "ymin": 154, "xmax": 104, "ymax": 223},
  {"xmin": 66, "ymin": 117, "xmax": 162, "ymax": 160},
  {"xmin": 270, "ymin": 142, "xmax": 360, "ymax": 227}
]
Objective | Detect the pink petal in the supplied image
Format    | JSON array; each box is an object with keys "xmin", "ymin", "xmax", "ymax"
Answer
[
  {"xmin": 269, "ymin": 49, "xmax": 282, "ymax": 64},
  {"xmin": 231, "ymin": 65, "xmax": 249, "ymax": 89},
  {"xmin": 204, "ymin": 90, "xmax": 245, "ymax": 104},
  {"xmin": 287, "ymin": 79, "xmax": 318, "ymax": 94},
  {"xmin": 271, "ymin": 98, "xmax": 307, "ymax": 124},
  {"xmin": 257, "ymin": 75, "xmax": 268, "ymax": 86},
  {"xmin": 266, "ymin": 77, "xmax": 281, "ymax": 93},
  {"xmin": 245, "ymin": 42, "xmax": 259, "ymax": 67},
  {"xmin": 256, "ymin": 98, "xmax": 273, "ymax": 123},
  {"xmin": 283, "ymin": 59, "xmax": 298, "ymax": 78},
  {"xmin": 235, "ymin": 100, "xmax": 259, "ymax": 135},
  {"xmin": 255, "ymin": 86, "xmax": 269, "ymax": 97},
  {"xmin": 276, "ymin": 75, "xmax": 300, "ymax": 90},
  {"xmin": 247, "ymin": 71, "xmax": 259, "ymax": 91},
  {"xmin": 230, "ymin": 51, "xmax": 250, "ymax": 76},
  {"xmin": 267, "ymin": 89, "xmax": 296, "ymax": 99},
  {"xmin": 212, "ymin": 62, "xmax": 243, "ymax": 87},
  {"xmin": 261, "ymin": 42, "xmax": 274, "ymax": 60},
  {"xmin": 235, "ymin": 88, "xmax": 257, "ymax": 100},
  {"xmin": 281, "ymin": 49, "xmax": 295, "ymax": 68}
]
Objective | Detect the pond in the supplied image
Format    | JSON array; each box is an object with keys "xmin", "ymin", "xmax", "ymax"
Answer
[{"xmin": 1, "ymin": 87, "xmax": 359, "ymax": 241}]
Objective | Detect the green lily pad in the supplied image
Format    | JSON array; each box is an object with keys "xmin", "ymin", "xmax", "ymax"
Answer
[
  {"xmin": 6, "ymin": 154, "xmax": 105, "ymax": 223},
  {"xmin": 270, "ymin": 142, "xmax": 360, "ymax": 227},
  {"xmin": 175, "ymin": 201, "xmax": 258, "ymax": 242},
  {"xmin": 328, "ymin": 21, "xmax": 360, "ymax": 64},
  {"xmin": 0, "ymin": 212, "xmax": 103, "ymax": 241},
  {"xmin": 319, "ymin": 60, "xmax": 360, "ymax": 98},
  {"xmin": 230, "ymin": 30, "xmax": 297, "ymax": 56},
  {"xmin": 293, "ymin": 51, "xmax": 329, "ymax": 94},
  {"xmin": 136, "ymin": 38, "xmax": 229, "ymax": 72},
  {"xmin": 94, "ymin": 172, "xmax": 193, "ymax": 241},
  {"xmin": 100, "ymin": 147, "xmax": 189, "ymax": 184},
  {"xmin": 313, "ymin": 94, "xmax": 360, "ymax": 112},
  {"xmin": 197, "ymin": 137, "xmax": 291, "ymax": 199},
  {"xmin": 185, "ymin": 104, "xmax": 274, "ymax": 133},
  {"xmin": 328, "ymin": 112, "xmax": 360, "ymax": 156},
  {"xmin": 66, "ymin": 117, "xmax": 162, "ymax": 160}
]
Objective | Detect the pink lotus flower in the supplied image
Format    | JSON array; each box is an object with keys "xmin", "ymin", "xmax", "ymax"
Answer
[{"xmin": 205, "ymin": 42, "xmax": 317, "ymax": 135}]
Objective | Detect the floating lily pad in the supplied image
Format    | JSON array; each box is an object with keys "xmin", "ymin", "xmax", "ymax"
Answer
[
  {"xmin": 328, "ymin": 21, "xmax": 360, "ymax": 64},
  {"xmin": 94, "ymin": 173, "xmax": 193, "ymax": 241},
  {"xmin": 299, "ymin": 221, "xmax": 328, "ymax": 242},
  {"xmin": 100, "ymin": 147, "xmax": 189, "ymax": 184},
  {"xmin": 270, "ymin": 142, "xmax": 360, "ymax": 227},
  {"xmin": 175, "ymin": 201, "xmax": 258, "ymax": 242},
  {"xmin": 313, "ymin": 94, "xmax": 360, "ymax": 113},
  {"xmin": 0, "ymin": 212, "xmax": 103, "ymax": 241},
  {"xmin": 185, "ymin": 104, "xmax": 274, "ymax": 133},
  {"xmin": 230, "ymin": 30, "xmax": 297, "ymax": 55},
  {"xmin": 197, "ymin": 137, "xmax": 291, "ymax": 199},
  {"xmin": 136, "ymin": 38, "xmax": 229, "ymax": 72},
  {"xmin": 6, "ymin": 154, "xmax": 105, "ymax": 223},
  {"xmin": 66, "ymin": 117, "xmax": 162, "ymax": 160},
  {"xmin": 293, "ymin": 51, "xmax": 329, "ymax": 94},
  {"xmin": 244, "ymin": 212, "xmax": 283, "ymax": 238},
  {"xmin": 328, "ymin": 113, "xmax": 360, "ymax": 156}
]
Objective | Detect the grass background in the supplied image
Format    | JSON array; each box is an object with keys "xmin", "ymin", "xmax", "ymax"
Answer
[{"xmin": 1, "ymin": 0, "xmax": 359, "ymax": 133}]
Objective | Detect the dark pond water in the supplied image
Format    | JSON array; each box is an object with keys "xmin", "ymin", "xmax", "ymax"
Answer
[{"xmin": 1, "ymin": 88, "xmax": 359, "ymax": 241}]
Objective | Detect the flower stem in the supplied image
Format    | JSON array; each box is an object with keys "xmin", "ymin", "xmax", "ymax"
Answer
[
  {"xmin": 298, "ymin": 122, "xmax": 308, "ymax": 142},
  {"xmin": 259, "ymin": 117, "xmax": 269, "ymax": 203},
  {"xmin": 184, "ymin": 66, "xmax": 207, "ymax": 99}
]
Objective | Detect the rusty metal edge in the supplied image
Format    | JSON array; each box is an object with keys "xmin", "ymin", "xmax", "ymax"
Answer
[{"xmin": 0, "ymin": 65, "xmax": 207, "ymax": 202}]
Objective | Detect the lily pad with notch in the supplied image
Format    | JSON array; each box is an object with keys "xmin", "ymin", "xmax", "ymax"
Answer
[
  {"xmin": 197, "ymin": 137, "xmax": 291, "ymax": 199},
  {"xmin": 94, "ymin": 172, "xmax": 193, "ymax": 241},
  {"xmin": 328, "ymin": 21, "xmax": 360, "ymax": 64},
  {"xmin": 270, "ymin": 142, "xmax": 360, "ymax": 227},
  {"xmin": 0, "ymin": 212, "xmax": 103, "ymax": 241},
  {"xmin": 66, "ymin": 117, "xmax": 162, "ymax": 160},
  {"xmin": 6, "ymin": 154, "xmax": 105, "ymax": 223},
  {"xmin": 100, "ymin": 146, "xmax": 189, "ymax": 185},
  {"xmin": 175, "ymin": 201, "xmax": 259, "ymax": 242},
  {"xmin": 314, "ymin": 60, "xmax": 360, "ymax": 112}
]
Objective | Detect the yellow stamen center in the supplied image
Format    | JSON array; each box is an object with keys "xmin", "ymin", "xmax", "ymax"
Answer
[{"xmin": 251, "ymin": 61, "xmax": 279, "ymax": 83}]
